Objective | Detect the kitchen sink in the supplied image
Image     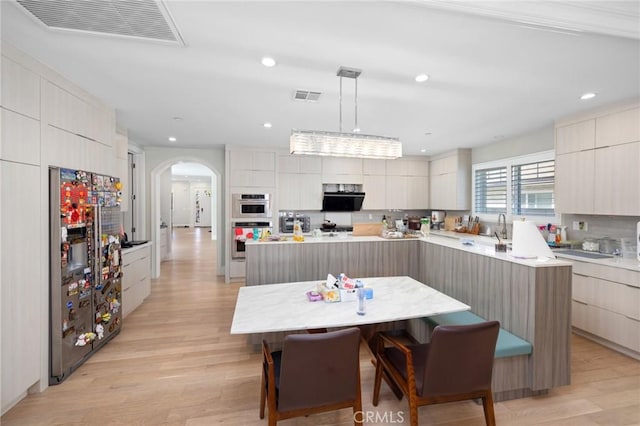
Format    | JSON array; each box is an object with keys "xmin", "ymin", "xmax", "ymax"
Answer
[{"xmin": 554, "ymin": 249, "xmax": 614, "ymax": 259}]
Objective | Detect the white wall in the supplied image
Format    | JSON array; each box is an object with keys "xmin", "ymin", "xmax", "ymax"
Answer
[{"xmin": 472, "ymin": 125, "xmax": 554, "ymax": 164}]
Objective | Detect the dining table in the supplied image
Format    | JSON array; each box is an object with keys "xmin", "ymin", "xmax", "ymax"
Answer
[{"xmin": 230, "ymin": 275, "xmax": 470, "ymax": 335}]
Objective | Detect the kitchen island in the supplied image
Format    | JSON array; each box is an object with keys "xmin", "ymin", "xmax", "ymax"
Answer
[{"xmin": 245, "ymin": 234, "xmax": 573, "ymax": 401}]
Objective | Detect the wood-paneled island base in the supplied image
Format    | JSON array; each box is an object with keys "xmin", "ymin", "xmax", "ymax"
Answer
[{"xmin": 245, "ymin": 235, "xmax": 573, "ymax": 402}]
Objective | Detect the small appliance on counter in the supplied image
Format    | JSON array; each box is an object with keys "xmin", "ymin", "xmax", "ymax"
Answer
[
  {"xmin": 279, "ymin": 214, "xmax": 310, "ymax": 234},
  {"xmin": 431, "ymin": 211, "xmax": 445, "ymax": 230}
]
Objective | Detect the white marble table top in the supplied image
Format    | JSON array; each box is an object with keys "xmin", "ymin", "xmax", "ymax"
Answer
[{"xmin": 230, "ymin": 276, "xmax": 470, "ymax": 334}]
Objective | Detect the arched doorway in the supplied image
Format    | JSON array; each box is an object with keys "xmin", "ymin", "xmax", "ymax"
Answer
[{"xmin": 150, "ymin": 158, "xmax": 222, "ymax": 278}]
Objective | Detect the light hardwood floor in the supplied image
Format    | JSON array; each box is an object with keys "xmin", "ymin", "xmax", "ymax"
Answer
[{"xmin": 3, "ymin": 228, "xmax": 639, "ymax": 425}]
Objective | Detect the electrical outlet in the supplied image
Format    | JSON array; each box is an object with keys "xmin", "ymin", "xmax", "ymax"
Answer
[
  {"xmin": 573, "ymin": 221, "xmax": 588, "ymax": 231},
  {"xmin": 368, "ymin": 214, "xmax": 372, "ymax": 220}
]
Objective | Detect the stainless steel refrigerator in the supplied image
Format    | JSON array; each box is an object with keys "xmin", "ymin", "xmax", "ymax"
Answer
[{"xmin": 49, "ymin": 167, "xmax": 124, "ymax": 384}]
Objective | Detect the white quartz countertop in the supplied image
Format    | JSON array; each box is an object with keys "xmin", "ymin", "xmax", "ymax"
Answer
[
  {"xmin": 230, "ymin": 276, "xmax": 470, "ymax": 334},
  {"xmin": 245, "ymin": 232, "xmax": 572, "ymax": 268},
  {"xmin": 553, "ymin": 251, "xmax": 640, "ymax": 272}
]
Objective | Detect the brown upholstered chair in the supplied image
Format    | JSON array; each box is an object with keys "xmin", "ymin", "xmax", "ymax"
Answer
[
  {"xmin": 372, "ymin": 321, "xmax": 500, "ymax": 426},
  {"xmin": 260, "ymin": 327, "xmax": 363, "ymax": 425}
]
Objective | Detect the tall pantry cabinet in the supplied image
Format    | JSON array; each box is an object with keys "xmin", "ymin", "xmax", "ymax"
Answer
[{"xmin": 1, "ymin": 44, "xmax": 124, "ymax": 414}]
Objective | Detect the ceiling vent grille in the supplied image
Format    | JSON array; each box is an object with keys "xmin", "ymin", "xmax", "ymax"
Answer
[
  {"xmin": 16, "ymin": 0, "xmax": 185, "ymax": 45},
  {"xmin": 293, "ymin": 90, "xmax": 322, "ymax": 102}
]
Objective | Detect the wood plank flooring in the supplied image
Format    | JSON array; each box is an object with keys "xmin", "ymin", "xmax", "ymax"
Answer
[{"xmin": 2, "ymin": 227, "xmax": 639, "ymax": 425}]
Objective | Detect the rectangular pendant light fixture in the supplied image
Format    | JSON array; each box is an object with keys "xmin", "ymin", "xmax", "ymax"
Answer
[
  {"xmin": 290, "ymin": 130, "xmax": 402, "ymax": 159},
  {"xmin": 290, "ymin": 66, "xmax": 402, "ymax": 160}
]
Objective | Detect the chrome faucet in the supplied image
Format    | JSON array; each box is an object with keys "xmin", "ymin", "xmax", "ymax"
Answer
[{"xmin": 498, "ymin": 213, "xmax": 508, "ymax": 240}]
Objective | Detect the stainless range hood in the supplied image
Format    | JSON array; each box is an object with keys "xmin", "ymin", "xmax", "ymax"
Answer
[{"xmin": 322, "ymin": 192, "xmax": 365, "ymax": 212}]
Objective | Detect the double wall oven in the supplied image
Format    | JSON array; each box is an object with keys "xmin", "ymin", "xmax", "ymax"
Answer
[{"xmin": 231, "ymin": 194, "xmax": 272, "ymax": 260}]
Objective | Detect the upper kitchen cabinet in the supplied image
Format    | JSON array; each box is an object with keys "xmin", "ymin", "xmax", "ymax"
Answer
[
  {"xmin": 555, "ymin": 101, "xmax": 640, "ymax": 216},
  {"xmin": 595, "ymin": 106, "xmax": 640, "ymax": 148},
  {"xmin": 229, "ymin": 149, "xmax": 276, "ymax": 190},
  {"xmin": 386, "ymin": 158, "xmax": 429, "ymax": 177},
  {"xmin": 555, "ymin": 150, "xmax": 595, "ymax": 214},
  {"xmin": 43, "ymin": 82, "xmax": 89, "ymax": 139},
  {"xmin": 1, "ymin": 55, "xmax": 40, "ymax": 120},
  {"xmin": 277, "ymin": 154, "xmax": 322, "ymax": 210},
  {"xmin": 593, "ymin": 142, "xmax": 640, "ymax": 215},
  {"xmin": 1, "ymin": 108, "xmax": 40, "ymax": 165},
  {"xmin": 279, "ymin": 154, "xmax": 321, "ymax": 174},
  {"xmin": 42, "ymin": 80, "xmax": 115, "ymax": 147},
  {"xmin": 429, "ymin": 149, "xmax": 471, "ymax": 210},
  {"xmin": 321, "ymin": 157, "xmax": 363, "ymax": 184},
  {"xmin": 555, "ymin": 119, "xmax": 595, "ymax": 154},
  {"xmin": 387, "ymin": 158, "xmax": 429, "ymax": 210},
  {"xmin": 362, "ymin": 159, "xmax": 387, "ymax": 210}
]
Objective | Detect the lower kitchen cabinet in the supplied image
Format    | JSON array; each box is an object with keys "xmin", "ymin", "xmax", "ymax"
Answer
[
  {"xmin": 122, "ymin": 243, "xmax": 151, "ymax": 318},
  {"xmin": 567, "ymin": 258, "xmax": 640, "ymax": 358}
]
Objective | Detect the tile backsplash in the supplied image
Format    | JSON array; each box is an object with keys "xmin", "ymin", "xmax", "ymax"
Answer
[{"xmin": 562, "ymin": 214, "xmax": 640, "ymax": 242}]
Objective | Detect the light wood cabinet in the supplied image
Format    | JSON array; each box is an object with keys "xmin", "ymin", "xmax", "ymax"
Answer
[
  {"xmin": 406, "ymin": 176, "xmax": 429, "ymax": 209},
  {"xmin": 279, "ymin": 155, "xmax": 321, "ymax": 174},
  {"xmin": 1, "ymin": 56, "xmax": 40, "ymax": 120},
  {"xmin": 563, "ymin": 257, "xmax": 640, "ymax": 356},
  {"xmin": 362, "ymin": 174, "xmax": 387, "ymax": 210},
  {"xmin": 363, "ymin": 159, "xmax": 386, "ymax": 175},
  {"xmin": 595, "ymin": 106, "xmax": 640, "ymax": 148},
  {"xmin": 230, "ymin": 150, "xmax": 275, "ymax": 172},
  {"xmin": 277, "ymin": 155, "xmax": 322, "ymax": 210},
  {"xmin": 1, "ymin": 161, "xmax": 41, "ymax": 410},
  {"xmin": 386, "ymin": 158, "xmax": 429, "ymax": 177},
  {"xmin": 1, "ymin": 108, "xmax": 40, "ymax": 165},
  {"xmin": 43, "ymin": 81, "xmax": 89, "ymax": 138},
  {"xmin": 385, "ymin": 175, "xmax": 429, "ymax": 210},
  {"xmin": 321, "ymin": 157, "xmax": 363, "ymax": 184},
  {"xmin": 321, "ymin": 157, "xmax": 363, "ymax": 176},
  {"xmin": 594, "ymin": 142, "xmax": 640, "ymax": 215},
  {"xmin": 122, "ymin": 244, "xmax": 151, "ymax": 318},
  {"xmin": 429, "ymin": 149, "xmax": 470, "ymax": 210},
  {"xmin": 277, "ymin": 172, "xmax": 322, "ymax": 210},
  {"xmin": 386, "ymin": 176, "xmax": 408, "ymax": 209},
  {"xmin": 555, "ymin": 119, "xmax": 595, "ymax": 154},
  {"xmin": 229, "ymin": 150, "xmax": 277, "ymax": 188},
  {"xmin": 555, "ymin": 104, "xmax": 640, "ymax": 216},
  {"xmin": 554, "ymin": 150, "xmax": 595, "ymax": 214}
]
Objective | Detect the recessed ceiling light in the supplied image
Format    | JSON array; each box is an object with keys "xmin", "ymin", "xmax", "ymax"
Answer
[
  {"xmin": 353, "ymin": 128, "xmax": 361, "ymax": 133},
  {"xmin": 263, "ymin": 122, "xmax": 272, "ymax": 128},
  {"xmin": 261, "ymin": 57, "xmax": 276, "ymax": 67},
  {"xmin": 420, "ymin": 148, "xmax": 427, "ymax": 153},
  {"xmin": 168, "ymin": 136, "xmax": 177, "ymax": 142},
  {"xmin": 424, "ymin": 132, "xmax": 432, "ymax": 136},
  {"xmin": 415, "ymin": 74, "xmax": 429, "ymax": 83},
  {"xmin": 172, "ymin": 116, "xmax": 183, "ymax": 121},
  {"xmin": 580, "ymin": 92, "xmax": 596, "ymax": 100}
]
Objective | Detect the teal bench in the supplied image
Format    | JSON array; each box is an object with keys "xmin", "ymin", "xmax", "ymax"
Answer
[{"xmin": 424, "ymin": 311, "xmax": 533, "ymax": 358}]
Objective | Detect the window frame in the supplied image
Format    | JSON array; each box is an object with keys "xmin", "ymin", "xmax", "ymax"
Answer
[{"xmin": 472, "ymin": 150, "xmax": 559, "ymax": 224}]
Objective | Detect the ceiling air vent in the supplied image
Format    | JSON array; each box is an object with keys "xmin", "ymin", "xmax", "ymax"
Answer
[
  {"xmin": 16, "ymin": 0, "xmax": 185, "ymax": 46},
  {"xmin": 293, "ymin": 90, "xmax": 322, "ymax": 102}
]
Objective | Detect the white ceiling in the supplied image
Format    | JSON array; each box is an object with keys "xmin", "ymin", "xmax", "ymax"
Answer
[{"xmin": 2, "ymin": 1, "xmax": 639, "ymax": 156}]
